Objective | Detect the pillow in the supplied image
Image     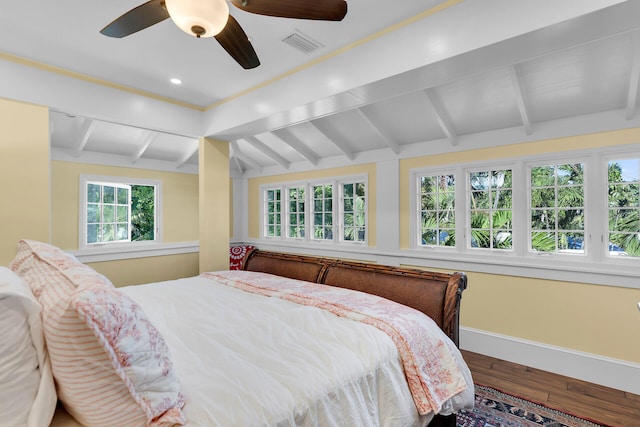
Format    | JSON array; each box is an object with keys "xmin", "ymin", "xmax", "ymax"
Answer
[
  {"xmin": 0, "ymin": 266, "xmax": 56, "ymax": 427},
  {"xmin": 229, "ymin": 244, "xmax": 255, "ymax": 270},
  {"xmin": 10, "ymin": 240, "xmax": 186, "ymax": 427}
]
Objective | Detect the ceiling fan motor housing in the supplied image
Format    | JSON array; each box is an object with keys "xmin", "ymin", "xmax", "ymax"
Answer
[{"xmin": 165, "ymin": 0, "xmax": 230, "ymax": 38}]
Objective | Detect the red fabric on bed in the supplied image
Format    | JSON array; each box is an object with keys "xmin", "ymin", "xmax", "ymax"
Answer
[{"xmin": 229, "ymin": 245, "xmax": 255, "ymax": 270}]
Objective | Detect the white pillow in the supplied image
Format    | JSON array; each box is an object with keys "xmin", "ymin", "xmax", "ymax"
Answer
[{"xmin": 0, "ymin": 266, "xmax": 56, "ymax": 427}]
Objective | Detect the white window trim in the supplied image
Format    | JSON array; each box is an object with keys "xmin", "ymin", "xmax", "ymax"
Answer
[
  {"xmin": 409, "ymin": 143, "xmax": 640, "ymax": 284},
  {"xmin": 464, "ymin": 163, "xmax": 515, "ymax": 253},
  {"xmin": 259, "ymin": 174, "xmax": 368, "ymax": 246},
  {"xmin": 410, "ymin": 167, "xmax": 459, "ymax": 250},
  {"xmin": 337, "ymin": 176, "xmax": 369, "ymax": 245},
  {"xmin": 524, "ymin": 154, "xmax": 589, "ymax": 258},
  {"xmin": 310, "ymin": 181, "xmax": 335, "ymax": 242},
  {"xmin": 79, "ymin": 174, "xmax": 162, "ymax": 251}
]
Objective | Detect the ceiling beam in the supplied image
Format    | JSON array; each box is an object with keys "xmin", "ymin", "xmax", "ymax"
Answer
[
  {"xmin": 356, "ymin": 108, "xmax": 401, "ymax": 154},
  {"xmin": 130, "ymin": 132, "xmax": 157, "ymax": 164},
  {"xmin": 308, "ymin": 120, "xmax": 355, "ymax": 161},
  {"xmin": 626, "ymin": 31, "xmax": 640, "ymax": 120},
  {"xmin": 424, "ymin": 89, "xmax": 457, "ymax": 145},
  {"xmin": 175, "ymin": 141, "xmax": 199, "ymax": 169},
  {"xmin": 271, "ymin": 129, "xmax": 319, "ymax": 165},
  {"xmin": 73, "ymin": 118, "xmax": 95, "ymax": 157},
  {"xmin": 508, "ymin": 64, "xmax": 533, "ymax": 135},
  {"xmin": 229, "ymin": 145, "xmax": 245, "ymax": 175},
  {"xmin": 230, "ymin": 141, "xmax": 262, "ymax": 171},
  {"xmin": 243, "ymin": 136, "xmax": 290, "ymax": 169}
]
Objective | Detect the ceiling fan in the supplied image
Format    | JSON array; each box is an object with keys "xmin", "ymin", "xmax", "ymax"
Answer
[{"xmin": 100, "ymin": 0, "xmax": 348, "ymax": 69}]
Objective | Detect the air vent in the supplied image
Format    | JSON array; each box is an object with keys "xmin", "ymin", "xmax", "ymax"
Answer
[{"xmin": 282, "ymin": 30, "xmax": 323, "ymax": 54}]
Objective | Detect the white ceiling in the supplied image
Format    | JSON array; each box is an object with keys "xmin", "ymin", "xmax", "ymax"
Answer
[{"xmin": 2, "ymin": 0, "xmax": 639, "ymax": 176}]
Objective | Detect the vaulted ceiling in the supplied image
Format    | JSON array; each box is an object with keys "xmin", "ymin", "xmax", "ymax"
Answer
[{"xmin": 2, "ymin": 1, "xmax": 638, "ymax": 177}]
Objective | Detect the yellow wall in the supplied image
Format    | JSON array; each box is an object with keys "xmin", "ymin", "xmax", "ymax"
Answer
[
  {"xmin": 0, "ymin": 99, "xmax": 50, "ymax": 265},
  {"xmin": 247, "ymin": 163, "xmax": 377, "ymax": 246},
  {"xmin": 461, "ymin": 272, "xmax": 640, "ymax": 362},
  {"xmin": 400, "ymin": 128, "xmax": 640, "ymax": 363},
  {"xmin": 89, "ymin": 253, "xmax": 199, "ymax": 287},
  {"xmin": 51, "ymin": 161, "xmax": 199, "ymax": 248},
  {"xmin": 199, "ymin": 138, "xmax": 230, "ymax": 272},
  {"xmin": 50, "ymin": 160, "xmax": 200, "ymax": 285}
]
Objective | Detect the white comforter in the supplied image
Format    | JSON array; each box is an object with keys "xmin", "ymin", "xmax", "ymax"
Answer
[{"xmin": 52, "ymin": 274, "xmax": 473, "ymax": 427}]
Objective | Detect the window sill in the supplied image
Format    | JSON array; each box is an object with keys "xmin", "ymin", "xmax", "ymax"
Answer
[
  {"xmin": 71, "ymin": 241, "xmax": 199, "ymax": 263},
  {"xmin": 246, "ymin": 239, "xmax": 639, "ymax": 289}
]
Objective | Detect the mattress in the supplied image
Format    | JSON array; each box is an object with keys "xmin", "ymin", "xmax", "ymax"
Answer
[{"xmin": 50, "ymin": 274, "xmax": 473, "ymax": 426}]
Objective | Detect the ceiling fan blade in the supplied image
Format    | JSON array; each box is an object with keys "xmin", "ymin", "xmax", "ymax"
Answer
[
  {"xmin": 231, "ymin": 0, "xmax": 347, "ymax": 21},
  {"xmin": 101, "ymin": 0, "xmax": 170, "ymax": 38},
  {"xmin": 215, "ymin": 15, "xmax": 260, "ymax": 69}
]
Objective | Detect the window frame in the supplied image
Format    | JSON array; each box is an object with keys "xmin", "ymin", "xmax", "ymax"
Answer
[
  {"xmin": 413, "ymin": 169, "xmax": 458, "ymax": 249},
  {"xmin": 466, "ymin": 166, "xmax": 514, "ymax": 252},
  {"xmin": 79, "ymin": 175, "xmax": 162, "ymax": 250},
  {"xmin": 525, "ymin": 155, "xmax": 588, "ymax": 257},
  {"xmin": 259, "ymin": 174, "xmax": 368, "ymax": 245},
  {"xmin": 409, "ymin": 144, "xmax": 640, "ymax": 279}
]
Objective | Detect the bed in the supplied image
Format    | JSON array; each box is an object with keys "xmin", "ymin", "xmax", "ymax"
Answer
[{"xmin": 2, "ymin": 240, "xmax": 474, "ymax": 427}]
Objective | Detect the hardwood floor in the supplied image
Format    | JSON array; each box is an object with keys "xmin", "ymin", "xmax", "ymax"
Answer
[{"xmin": 461, "ymin": 351, "xmax": 640, "ymax": 427}]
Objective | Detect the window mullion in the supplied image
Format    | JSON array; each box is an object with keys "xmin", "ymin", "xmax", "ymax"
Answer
[
  {"xmin": 588, "ymin": 152, "xmax": 606, "ymax": 262},
  {"xmin": 512, "ymin": 160, "xmax": 528, "ymax": 257},
  {"xmin": 455, "ymin": 165, "xmax": 465, "ymax": 253}
]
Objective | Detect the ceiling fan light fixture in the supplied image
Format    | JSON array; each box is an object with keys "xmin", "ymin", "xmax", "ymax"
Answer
[{"xmin": 165, "ymin": 0, "xmax": 229, "ymax": 38}]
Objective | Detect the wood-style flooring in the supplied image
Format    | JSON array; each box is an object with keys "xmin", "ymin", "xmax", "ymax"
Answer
[{"xmin": 461, "ymin": 351, "xmax": 640, "ymax": 427}]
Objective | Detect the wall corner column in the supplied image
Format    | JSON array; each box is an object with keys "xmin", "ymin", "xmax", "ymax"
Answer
[
  {"xmin": 0, "ymin": 98, "xmax": 50, "ymax": 265},
  {"xmin": 199, "ymin": 137, "xmax": 229, "ymax": 273}
]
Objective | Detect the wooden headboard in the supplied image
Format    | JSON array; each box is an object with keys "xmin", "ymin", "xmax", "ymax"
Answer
[{"xmin": 243, "ymin": 249, "xmax": 467, "ymax": 347}]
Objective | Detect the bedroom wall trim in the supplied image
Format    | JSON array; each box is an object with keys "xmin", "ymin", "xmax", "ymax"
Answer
[
  {"xmin": 70, "ymin": 241, "xmax": 199, "ymax": 263},
  {"xmin": 460, "ymin": 327, "xmax": 640, "ymax": 395}
]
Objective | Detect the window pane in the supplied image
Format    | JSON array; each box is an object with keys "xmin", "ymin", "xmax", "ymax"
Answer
[
  {"xmin": 87, "ymin": 224, "xmax": 99, "ymax": 244},
  {"xmin": 116, "ymin": 224, "xmax": 128, "ymax": 240},
  {"xmin": 116, "ymin": 205, "xmax": 128, "ymax": 222},
  {"xmin": 419, "ymin": 174, "xmax": 455, "ymax": 247},
  {"xmin": 469, "ymin": 168, "xmax": 512, "ymax": 250},
  {"xmin": 103, "ymin": 205, "xmax": 115, "ymax": 222},
  {"xmin": 87, "ymin": 184, "xmax": 101, "ymax": 203},
  {"xmin": 87, "ymin": 204, "xmax": 100, "ymax": 223},
  {"xmin": 608, "ymin": 159, "xmax": 640, "ymax": 257},
  {"xmin": 530, "ymin": 163, "xmax": 585, "ymax": 254},
  {"xmin": 117, "ymin": 187, "xmax": 128, "ymax": 204},
  {"xmin": 531, "ymin": 166, "xmax": 555, "ymax": 186},
  {"xmin": 131, "ymin": 185, "xmax": 154, "ymax": 241},
  {"xmin": 102, "ymin": 224, "xmax": 114, "ymax": 242},
  {"xmin": 103, "ymin": 186, "xmax": 115, "ymax": 204}
]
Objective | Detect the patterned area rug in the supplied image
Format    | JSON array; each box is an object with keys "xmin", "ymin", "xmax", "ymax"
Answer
[{"xmin": 457, "ymin": 385, "xmax": 608, "ymax": 427}]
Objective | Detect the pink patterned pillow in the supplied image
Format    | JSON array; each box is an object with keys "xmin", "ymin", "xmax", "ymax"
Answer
[
  {"xmin": 10, "ymin": 240, "xmax": 186, "ymax": 426},
  {"xmin": 68, "ymin": 286, "xmax": 186, "ymax": 426}
]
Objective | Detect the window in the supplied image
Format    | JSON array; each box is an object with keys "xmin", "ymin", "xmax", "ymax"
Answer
[
  {"xmin": 607, "ymin": 158, "xmax": 640, "ymax": 257},
  {"xmin": 261, "ymin": 175, "xmax": 367, "ymax": 244},
  {"xmin": 286, "ymin": 186, "xmax": 305, "ymax": 238},
  {"xmin": 469, "ymin": 169, "xmax": 513, "ymax": 250},
  {"xmin": 412, "ymin": 149, "xmax": 640, "ymax": 264},
  {"xmin": 80, "ymin": 176, "xmax": 160, "ymax": 248},
  {"xmin": 312, "ymin": 184, "xmax": 333, "ymax": 240},
  {"xmin": 529, "ymin": 162, "xmax": 585, "ymax": 254},
  {"xmin": 418, "ymin": 173, "xmax": 455, "ymax": 247},
  {"xmin": 340, "ymin": 180, "xmax": 367, "ymax": 242},
  {"xmin": 264, "ymin": 188, "xmax": 282, "ymax": 238}
]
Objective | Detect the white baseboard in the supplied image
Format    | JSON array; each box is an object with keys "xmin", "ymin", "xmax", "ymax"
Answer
[{"xmin": 460, "ymin": 327, "xmax": 640, "ymax": 395}]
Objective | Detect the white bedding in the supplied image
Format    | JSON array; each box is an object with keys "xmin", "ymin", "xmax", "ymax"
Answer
[{"xmin": 51, "ymin": 274, "xmax": 473, "ymax": 427}]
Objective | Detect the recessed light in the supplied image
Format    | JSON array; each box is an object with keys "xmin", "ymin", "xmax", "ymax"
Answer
[{"xmin": 170, "ymin": 78, "xmax": 182, "ymax": 85}]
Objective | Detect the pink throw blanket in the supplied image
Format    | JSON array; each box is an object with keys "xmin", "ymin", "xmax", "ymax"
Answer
[{"xmin": 201, "ymin": 270, "xmax": 468, "ymax": 415}]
